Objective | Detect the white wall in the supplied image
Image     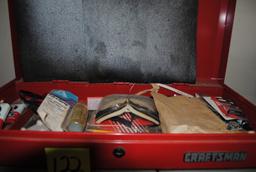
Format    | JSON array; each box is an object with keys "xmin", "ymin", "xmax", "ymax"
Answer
[
  {"xmin": 0, "ymin": 0, "xmax": 16, "ymax": 87},
  {"xmin": 225, "ymin": 0, "xmax": 256, "ymax": 105}
]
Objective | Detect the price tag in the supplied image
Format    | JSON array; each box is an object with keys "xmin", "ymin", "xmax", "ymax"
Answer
[{"xmin": 45, "ymin": 148, "xmax": 90, "ymax": 172}]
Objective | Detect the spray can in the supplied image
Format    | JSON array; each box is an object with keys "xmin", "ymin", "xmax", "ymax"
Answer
[{"xmin": 0, "ymin": 103, "xmax": 11, "ymax": 128}]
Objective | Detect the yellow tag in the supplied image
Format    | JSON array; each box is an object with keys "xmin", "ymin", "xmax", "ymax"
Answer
[{"xmin": 45, "ymin": 148, "xmax": 90, "ymax": 172}]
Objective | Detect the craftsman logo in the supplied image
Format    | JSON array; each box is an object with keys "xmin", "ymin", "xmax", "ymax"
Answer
[{"xmin": 184, "ymin": 152, "xmax": 247, "ymax": 163}]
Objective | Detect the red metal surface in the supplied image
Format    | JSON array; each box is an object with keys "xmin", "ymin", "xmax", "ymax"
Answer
[
  {"xmin": 196, "ymin": 0, "xmax": 234, "ymax": 83},
  {"xmin": 223, "ymin": 85, "xmax": 256, "ymax": 129},
  {"xmin": 219, "ymin": 0, "xmax": 237, "ymax": 81},
  {"xmin": 0, "ymin": 130, "xmax": 256, "ymax": 169},
  {"xmin": 14, "ymin": 81, "xmax": 224, "ymax": 102},
  {"xmin": 7, "ymin": 0, "xmax": 22, "ymax": 80},
  {"xmin": 0, "ymin": 81, "xmax": 253, "ymax": 169},
  {"xmin": 0, "ymin": 80, "xmax": 18, "ymax": 103},
  {"xmin": 2, "ymin": 0, "xmax": 256, "ymax": 170}
]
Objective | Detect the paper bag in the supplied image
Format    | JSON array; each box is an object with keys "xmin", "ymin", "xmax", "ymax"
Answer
[{"xmin": 151, "ymin": 92, "xmax": 231, "ymax": 133}]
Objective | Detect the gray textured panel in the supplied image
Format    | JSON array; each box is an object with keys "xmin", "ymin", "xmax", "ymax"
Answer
[{"xmin": 13, "ymin": 0, "xmax": 198, "ymax": 83}]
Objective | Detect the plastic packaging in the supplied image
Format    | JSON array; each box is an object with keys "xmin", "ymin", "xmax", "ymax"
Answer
[
  {"xmin": 95, "ymin": 94, "xmax": 159, "ymax": 125},
  {"xmin": 62, "ymin": 102, "xmax": 88, "ymax": 132},
  {"xmin": 37, "ymin": 90, "xmax": 78, "ymax": 131}
]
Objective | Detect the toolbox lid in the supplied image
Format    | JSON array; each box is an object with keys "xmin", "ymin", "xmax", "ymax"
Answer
[{"xmin": 9, "ymin": 0, "xmax": 234, "ymax": 84}]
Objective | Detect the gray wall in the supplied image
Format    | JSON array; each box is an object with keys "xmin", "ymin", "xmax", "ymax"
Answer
[
  {"xmin": 225, "ymin": 0, "xmax": 256, "ymax": 105},
  {"xmin": 12, "ymin": 0, "xmax": 197, "ymax": 83},
  {"xmin": 0, "ymin": 0, "xmax": 15, "ymax": 87}
]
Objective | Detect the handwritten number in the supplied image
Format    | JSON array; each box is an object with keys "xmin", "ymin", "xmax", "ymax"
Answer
[
  {"xmin": 54, "ymin": 157, "xmax": 57, "ymax": 172},
  {"xmin": 70, "ymin": 156, "xmax": 81, "ymax": 172},
  {"xmin": 53, "ymin": 155, "xmax": 81, "ymax": 172},
  {"xmin": 60, "ymin": 155, "xmax": 70, "ymax": 172}
]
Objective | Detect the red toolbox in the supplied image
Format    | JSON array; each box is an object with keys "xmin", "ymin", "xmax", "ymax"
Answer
[{"xmin": 0, "ymin": 0, "xmax": 256, "ymax": 170}]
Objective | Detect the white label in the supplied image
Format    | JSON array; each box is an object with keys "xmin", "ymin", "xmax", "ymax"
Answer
[
  {"xmin": 45, "ymin": 148, "xmax": 90, "ymax": 172},
  {"xmin": 0, "ymin": 103, "xmax": 11, "ymax": 120},
  {"xmin": 37, "ymin": 94, "xmax": 70, "ymax": 131},
  {"xmin": 87, "ymin": 97, "xmax": 102, "ymax": 110}
]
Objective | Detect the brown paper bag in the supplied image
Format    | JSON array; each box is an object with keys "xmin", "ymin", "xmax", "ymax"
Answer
[{"xmin": 151, "ymin": 92, "xmax": 231, "ymax": 133}]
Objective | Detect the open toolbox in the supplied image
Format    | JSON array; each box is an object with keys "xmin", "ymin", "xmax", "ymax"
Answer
[{"xmin": 1, "ymin": 0, "xmax": 256, "ymax": 170}]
